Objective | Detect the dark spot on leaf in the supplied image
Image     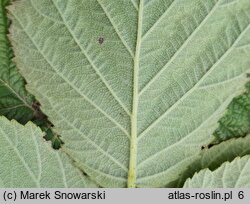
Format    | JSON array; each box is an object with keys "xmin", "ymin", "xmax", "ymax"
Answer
[
  {"xmin": 201, "ymin": 145, "xmax": 206, "ymax": 150},
  {"xmin": 98, "ymin": 37, "xmax": 104, "ymax": 45},
  {"xmin": 82, "ymin": 171, "xmax": 88, "ymax": 176}
]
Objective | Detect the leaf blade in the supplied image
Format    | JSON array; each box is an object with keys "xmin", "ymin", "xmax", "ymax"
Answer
[
  {"xmin": 173, "ymin": 134, "xmax": 250, "ymax": 187},
  {"xmin": 184, "ymin": 156, "xmax": 250, "ymax": 187},
  {"xmin": 0, "ymin": 0, "xmax": 35, "ymax": 123},
  {"xmin": 0, "ymin": 116, "xmax": 97, "ymax": 187},
  {"xmin": 8, "ymin": 0, "xmax": 250, "ymax": 187}
]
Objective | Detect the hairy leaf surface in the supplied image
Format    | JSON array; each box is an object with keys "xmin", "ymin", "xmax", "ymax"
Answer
[
  {"xmin": 174, "ymin": 134, "xmax": 250, "ymax": 187},
  {"xmin": 0, "ymin": 116, "xmax": 97, "ymax": 187},
  {"xmin": 184, "ymin": 156, "xmax": 250, "ymax": 187},
  {"xmin": 8, "ymin": 0, "xmax": 250, "ymax": 187}
]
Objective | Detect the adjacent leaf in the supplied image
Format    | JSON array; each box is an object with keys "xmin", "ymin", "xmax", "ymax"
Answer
[
  {"xmin": 1, "ymin": 0, "xmax": 64, "ymax": 149},
  {"xmin": 174, "ymin": 134, "xmax": 250, "ymax": 187},
  {"xmin": 0, "ymin": 0, "xmax": 35, "ymax": 123},
  {"xmin": 184, "ymin": 156, "xmax": 250, "ymax": 187},
  {"xmin": 8, "ymin": 0, "xmax": 250, "ymax": 187},
  {"xmin": 32, "ymin": 117, "xmax": 64, "ymax": 149},
  {"xmin": 214, "ymin": 82, "xmax": 250, "ymax": 142},
  {"xmin": 0, "ymin": 116, "xmax": 97, "ymax": 187}
]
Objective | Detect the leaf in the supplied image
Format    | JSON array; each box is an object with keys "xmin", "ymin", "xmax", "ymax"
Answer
[
  {"xmin": 1, "ymin": 0, "xmax": 63, "ymax": 148},
  {"xmin": 0, "ymin": 0, "xmax": 35, "ymax": 123},
  {"xmin": 32, "ymin": 117, "xmax": 64, "ymax": 149},
  {"xmin": 214, "ymin": 82, "xmax": 250, "ymax": 142},
  {"xmin": 184, "ymin": 156, "xmax": 250, "ymax": 187},
  {"xmin": 173, "ymin": 134, "xmax": 250, "ymax": 187},
  {"xmin": 8, "ymin": 0, "xmax": 250, "ymax": 187},
  {"xmin": 0, "ymin": 116, "xmax": 97, "ymax": 187}
]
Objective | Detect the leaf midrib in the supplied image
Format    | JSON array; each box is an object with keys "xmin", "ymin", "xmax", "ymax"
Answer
[{"xmin": 127, "ymin": 0, "xmax": 143, "ymax": 188}]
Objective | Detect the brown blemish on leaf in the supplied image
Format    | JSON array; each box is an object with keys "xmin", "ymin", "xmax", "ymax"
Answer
[
  {"xmin": 32, "ymin": 101, "xmax": 41, "ymax": 111},
  {"xmin": 98, "ymin": 37, "xmax": 104, "ymax": 45},
  {"xmin": 32, "ymin": 101, "xmax": 47, "ymax": 120}
]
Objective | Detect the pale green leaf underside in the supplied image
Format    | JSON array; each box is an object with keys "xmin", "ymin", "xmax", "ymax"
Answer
[
  {"xmin": 9, "ymin": 0, "xmax": 250, "ymax": 187},
  {"xmin": 175, "ymin": 134, "xmax": 250, "ymax": 187},
  {"xmin": 184, "ymin": 156, "xmax": 250, "ymax": 187},
  {"xmin": 0, "ymin": 116, "xmax": 97, "ymax": 187}
]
